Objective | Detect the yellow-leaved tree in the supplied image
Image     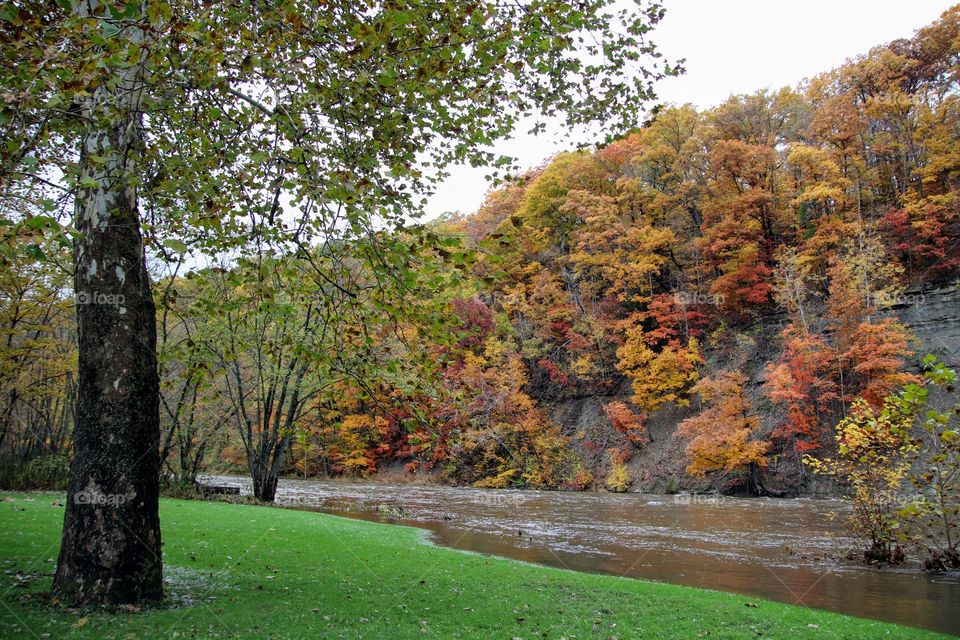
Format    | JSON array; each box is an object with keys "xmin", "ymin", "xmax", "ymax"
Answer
[
  {"xmin": 616, "ymin": 327, "xmax": 701, "ymax": 413},
  {"xmin": 804, "ymin": 397, "xmax": 917, "ymax": 565}
]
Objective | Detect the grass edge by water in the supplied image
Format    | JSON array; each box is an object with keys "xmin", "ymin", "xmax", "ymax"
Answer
[{"xmin": 0, "ymin": 492, "xmax": 954, "ymax": 639}]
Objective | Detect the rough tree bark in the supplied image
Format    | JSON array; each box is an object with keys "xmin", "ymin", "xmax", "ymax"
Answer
[{"xmin": 52, "ymin": 1, "xmax": 163, "ymax": 605}]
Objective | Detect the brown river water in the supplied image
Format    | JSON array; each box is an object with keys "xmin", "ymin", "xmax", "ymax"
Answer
[{"xmin": 203, "ymin": 476, "xmax": 960, "ymax": 635}]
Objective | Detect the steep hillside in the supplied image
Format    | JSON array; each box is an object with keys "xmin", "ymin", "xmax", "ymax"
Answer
[
  {"xmin": 413, "ymin": 7, "xmax": 960, "ymax": 495},
  {"xmin": 547, "ymin": 282, "xmax": 960, "ymax": 495}
]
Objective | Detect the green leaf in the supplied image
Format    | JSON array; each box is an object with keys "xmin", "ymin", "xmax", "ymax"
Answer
[
  {"xmin": 163, "ymin": 239, "xmax": 189, "ymax": 253},
  {"xmin": 24, "ymin": 215, "xmax": 56, "ymax": 231}
]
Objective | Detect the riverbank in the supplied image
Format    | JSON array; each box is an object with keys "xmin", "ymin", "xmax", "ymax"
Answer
[{"xmin": 0, "ymin": 492, "xmax": 952, "ymax": 639}]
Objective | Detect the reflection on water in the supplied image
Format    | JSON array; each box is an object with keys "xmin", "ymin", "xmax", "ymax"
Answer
[{"xmin": 204, "ymin": 476, "xmax": 960, "ymax": 635}]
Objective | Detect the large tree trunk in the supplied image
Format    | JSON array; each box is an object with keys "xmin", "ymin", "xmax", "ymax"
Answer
[{"xmin": 52, "ymin": 1, "xmax": 162, "ymax": 605}]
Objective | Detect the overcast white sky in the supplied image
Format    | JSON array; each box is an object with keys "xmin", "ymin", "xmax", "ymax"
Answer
[{"xmin": 424, "ymin": 0, "xmax": 955, "ymax": 220}]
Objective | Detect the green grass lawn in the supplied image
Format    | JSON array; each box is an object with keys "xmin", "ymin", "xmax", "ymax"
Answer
[{"xmin": 0, "ymin": 492, "xmax": 951, "ymax": 639}]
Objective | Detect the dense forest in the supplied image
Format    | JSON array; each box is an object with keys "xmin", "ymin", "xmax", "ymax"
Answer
[
  {"xmin": 2, "ymin": 5, "xmax": 959, "ymax": 528},
  {"xmin": 428, "ymin": 7, "xmax": 960, "ymax": 501},
  {"xmin": 427, "ymin": 7, "xmax": 960, "ymax": 495}
]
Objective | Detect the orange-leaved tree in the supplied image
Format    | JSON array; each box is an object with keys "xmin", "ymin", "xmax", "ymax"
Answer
[
  {"xmin": 765, "ymin": 323, "xmax": 839, "ymax": 455},
  {"xmin": 677, "ymin": 370, "xmax": 770, "ymax": 493}
]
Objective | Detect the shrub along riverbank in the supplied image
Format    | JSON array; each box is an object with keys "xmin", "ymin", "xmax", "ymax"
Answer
[{"xmin": 0, "ymin": 493, "xmax": 951, "ymax": 639}]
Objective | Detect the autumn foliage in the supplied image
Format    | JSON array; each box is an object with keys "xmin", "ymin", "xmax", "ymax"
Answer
[
  {"xmin": 765, "ymin": 324, "xmax": 838, "ymax": 453},
  {"xmin": 677, "ymin": 371, "xmax": 769, "ymax": 481},
  {"xmin": 6, "ymin": 8, "xmax": 960, "ymax": 497},
  {"xmin": 283, "ymin": 9, "xmax": 959, "ymax": 491}
]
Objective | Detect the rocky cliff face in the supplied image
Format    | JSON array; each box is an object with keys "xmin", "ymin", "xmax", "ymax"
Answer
[
  {"xmin": 892, "ymin": 282, "xmax": 960, "ymax": 368},
  {"xmin": 549, "ymin": 281, "xmax": 960, "ymax": 495}
]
